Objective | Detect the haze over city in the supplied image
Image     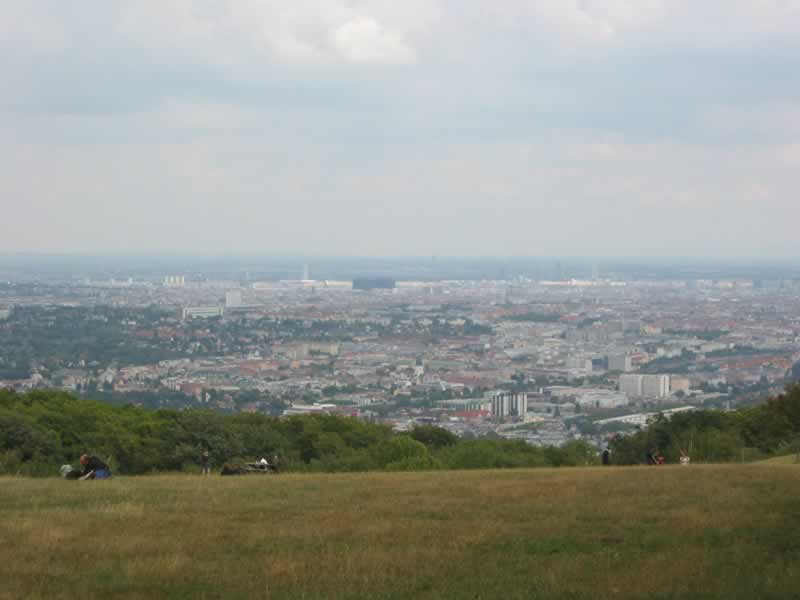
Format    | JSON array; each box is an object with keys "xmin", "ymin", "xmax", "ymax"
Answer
[
  {"xmin": 5, "ymin": 4, "xmax": 800, "ymax": 599},
  {"xmin": 3, "ymin": 1, "xmax": 800, "ymax": 257}
]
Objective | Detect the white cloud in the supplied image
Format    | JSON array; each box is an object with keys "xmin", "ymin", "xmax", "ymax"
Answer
[
  {"xmin": 110, "ymin": 0, "xmax": 422, "ymax": 67},
  {"xmin": 7, "ymin": 1, "xmax": 799, "ymax": 72},
  {"xmin": 332, "ymin": 17, "xmax": 416, "ymax": 65}
]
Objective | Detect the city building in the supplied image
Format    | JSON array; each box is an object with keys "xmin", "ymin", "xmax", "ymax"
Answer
[
  {"xmin": 437, "ymin": 398, "xmax": 489, "ymax": 412},
  {"xmin": 488, "ymin": 391, "xmax": 528, "ymax": 418},
  {"xmin": 619, "ymin": 374, "xmax": 671, "ymax": 399},
  {"xmin": 283, "ymin": 403, "xmax": 337, "ymax": 416},
  {"xmin": 182, "ymin": 306, "xmax": 224, "ymax": 320},
  {"xmin": 573, "ymin": 390, "xmax": 629, "ymax": 410},
  {"xmin": 164, "ymin": 275, "xmax": 186, "ymax": 287},
  {"xmin": 643, "ymin": 375, "xmax": 670, "ymax": 398},
  {"xmin": 607, "ymin": 353, "xmax": 633, "ymax": 372},
  {"xmin": 619, "ymin": 374, "xmax": 643, "ymax": 397},
  {"xmin": 566, "ymin": 356, "xmax": 593, "ymax": 371},
  {"xmin": 274, "ymin": 342, "xmax": 340, "ymax": 359},
  {"xmin": 225, "ymin": 290, "xmax": 243, "ymax": 308}
]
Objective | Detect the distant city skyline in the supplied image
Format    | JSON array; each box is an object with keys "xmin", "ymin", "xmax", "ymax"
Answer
[
  {"xmin": 3, "ymin": 254, "xmax": 800, "ymax": 285},
  {"xmin": 2, "ymin": 2, "xmax": 800, "ymax": 257}
]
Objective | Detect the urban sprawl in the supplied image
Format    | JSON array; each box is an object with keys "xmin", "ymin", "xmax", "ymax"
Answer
[{"xmin": 2, "ymin": 265, "xmax": 799, "ymax": 450}]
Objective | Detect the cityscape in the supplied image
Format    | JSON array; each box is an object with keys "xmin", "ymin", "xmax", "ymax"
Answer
[
  {"xmin": 3, "ymin": 256, "xmax": 799, "ymax": 452},
  {"xmin": 3, "ymin": 1, "xmax": 800, "ymax": 596}
]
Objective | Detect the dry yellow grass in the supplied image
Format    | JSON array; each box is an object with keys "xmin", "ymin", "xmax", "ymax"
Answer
[{"xmin": 1, "ymin": 465, "xmax": 799, "ymax": 599}]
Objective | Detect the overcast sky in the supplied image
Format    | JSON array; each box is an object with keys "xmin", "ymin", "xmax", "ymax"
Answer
[{"xmin": 2, "ymin": 1, "xmax": 799, "ymax": 258}]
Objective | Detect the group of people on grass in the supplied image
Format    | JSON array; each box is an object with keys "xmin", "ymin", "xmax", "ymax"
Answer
[
  {"xmin": 64, "ymin": 447, "xmax": 690, "ymax": 478},
  {"xmin": 600, "ymin": 447, "xmax": 692, "ymax": 466},
  {"xmin": 645, "ymin": 449, "xmax": 691, "ymax": 465},
  {"xmin": 60, "ymin": 454, "xmax": 112, "ymax": 480},
  {"xmin": 61, "ymin": 450, "xmax": 280, "ymax": 479},
  {"xmin": 601, "ymin": 446, "xmax": 693, "ymax": 466}
]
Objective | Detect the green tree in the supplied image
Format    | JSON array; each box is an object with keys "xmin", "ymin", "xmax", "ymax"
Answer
[{"xmin": 410, "ymin": 425, "xmax": 458, "ymax": 450}]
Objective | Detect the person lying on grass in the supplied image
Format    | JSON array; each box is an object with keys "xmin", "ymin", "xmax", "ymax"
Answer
[
  {"xmin": 78, "ymin": 454, "xmax": 112, "ymax": 480},
  {"xmin": 60, "ymin": 464, "xmax": 82, "ymax": 479}
]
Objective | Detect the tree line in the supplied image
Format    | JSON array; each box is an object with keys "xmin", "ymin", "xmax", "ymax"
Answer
[
  {"xmin": 610, "ymin": 384, "xmax": 800, "ymax": 463},
  {"xmin": 3, "ymin": 386, "xmax": 800, "ymax": 477},
  {"xmin": 0, "ymin": 390, "xmax": 597, "ymax": 476}
]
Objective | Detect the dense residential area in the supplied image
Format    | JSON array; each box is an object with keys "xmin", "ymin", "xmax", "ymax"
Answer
[{"xmin": 2, "ymin": 262, "xmax": 800, "ymax": 454}]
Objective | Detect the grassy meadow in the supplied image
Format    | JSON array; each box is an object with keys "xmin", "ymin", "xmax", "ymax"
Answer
[
  {"xmin": 1, "ymin": 465, "xmax": 799, "ymax": 599},
  {"xmin": 757, "ymin": 453, "xmax": 800, "ymax": 465}
]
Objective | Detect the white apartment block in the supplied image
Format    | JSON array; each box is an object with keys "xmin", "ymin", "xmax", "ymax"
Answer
[
  {"xmin": 619, "ymin": 374, "xmax": 643, "ymax": 397},
  {"xmin": 642, "ymin": 375, "xmax": 670, "ymax": 398},
  {"xmin": 619, "ymin": 374, "xmax": 671, "ymax": 399},
  {"xmin": 489, "ymin": 392, "xmax": 528, "ymax": 418}
]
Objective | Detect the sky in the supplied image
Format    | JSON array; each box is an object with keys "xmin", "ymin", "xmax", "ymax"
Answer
[{"xmin": 2, "ymin": 1, "xmax": 800, "ymax": 258}]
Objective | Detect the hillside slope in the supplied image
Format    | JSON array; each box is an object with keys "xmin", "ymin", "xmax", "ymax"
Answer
[{"xmin": 1, "ymin": 465, "xmax": 799, "ymax": 599}]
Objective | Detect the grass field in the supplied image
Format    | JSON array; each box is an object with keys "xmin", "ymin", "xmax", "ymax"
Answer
[
  {"xmin": 1, "ymin": 465, "xmax": 799, "ymax": 599},
  {"xmin": 757, "ymin": 453, "xmax": 800, "ymax": 465}
]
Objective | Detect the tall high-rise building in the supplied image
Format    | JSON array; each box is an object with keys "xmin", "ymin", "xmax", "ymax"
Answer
[
  {"xmin": 302, "ymin": 263, "xmax": 310, "ymax": 281},
  {"xmin": 488, "ymin": 392, "xmax": 528, "ymax": 418}
]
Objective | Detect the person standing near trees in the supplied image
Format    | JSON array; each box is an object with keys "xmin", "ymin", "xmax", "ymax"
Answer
[{"xmin": 200, "ymin": 450, "xmax": 211, "ymax": 475}]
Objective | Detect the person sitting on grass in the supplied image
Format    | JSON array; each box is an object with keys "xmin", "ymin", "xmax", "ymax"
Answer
[{"xmin": 78, "ymin": 454, "xmax": 112, "ymax": 480}]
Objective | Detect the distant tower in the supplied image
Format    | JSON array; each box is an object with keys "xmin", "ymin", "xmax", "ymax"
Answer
[{"xmin": 303, "ymin": 263, "xmax": 310, "ymax": 281}]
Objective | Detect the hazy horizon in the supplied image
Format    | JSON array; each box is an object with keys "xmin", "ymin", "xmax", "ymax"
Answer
[{"xmin": 3, "ymin": 2, "xmax": 800, "ymax": 258}]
